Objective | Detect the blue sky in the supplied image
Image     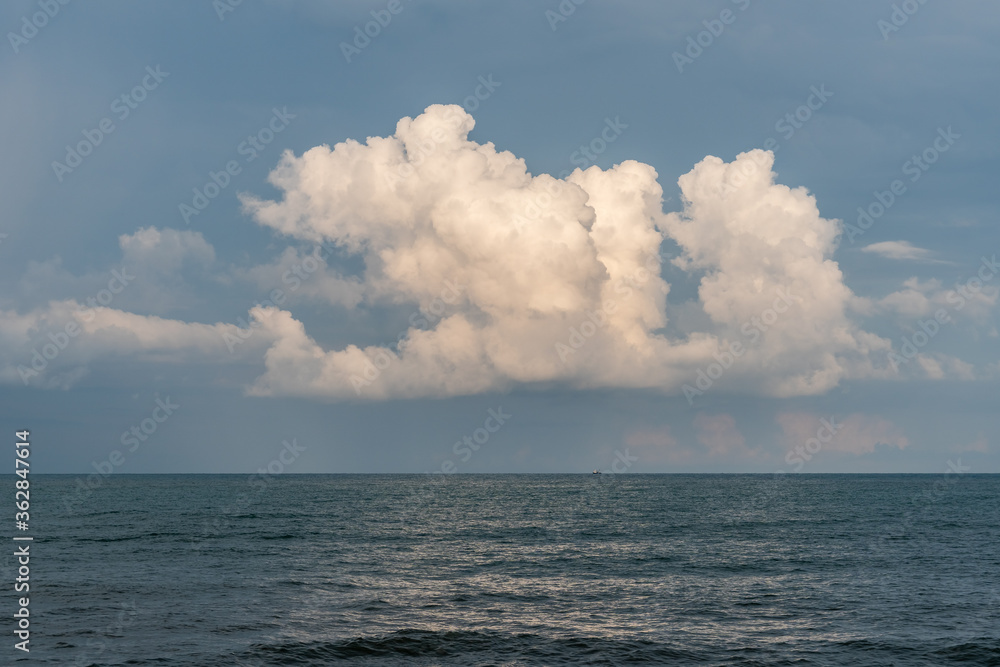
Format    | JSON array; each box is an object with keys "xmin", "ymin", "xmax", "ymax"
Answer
[{"xmin": 1, "ymin": 0, "xmax": 997, "ymax": 473}]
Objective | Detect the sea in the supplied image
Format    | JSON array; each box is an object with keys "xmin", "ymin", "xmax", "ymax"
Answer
[{"xmin": 7, "ymin": 473, "xmax": 1000, "ymax": 666}]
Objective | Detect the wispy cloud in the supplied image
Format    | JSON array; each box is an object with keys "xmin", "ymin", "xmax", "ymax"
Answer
[{"xmin": 861, "ymin": 240, "xmax": 935, "ymax": 261}]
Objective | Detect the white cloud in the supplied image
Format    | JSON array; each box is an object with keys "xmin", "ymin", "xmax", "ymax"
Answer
[
  {"xmin": 660, "ymin": 150, "xmax": 892, "ymax": 396},
  {"xmin": 877, "ymin": 275, "xmax": 997, "ymax": 324},
  {"xmin": 238, "ymin": 105, "xmax": 896, "ymax": 401},
  {"xmin": 14, "ymin": 227, "xmax": 219, "ymax": 317},
  {"xmin": 0, "ymin": 300, "xmax": 273, "ymax": 389},
  {"xmin": 915, "ymin": 353, "xmax": 976, "ymax": 380},
  {"xmin": 861, "ymin": 240, "xmax": 934, "ymax": 261},
  {"xmin": 877, "ymin": 277, "xmax": 944, "ymax": 317},
  {"xmin": 117, "ymin": 227, "xmax": 216, "ymax": 314},
  {"xmin": 236, "ymin": 245, "xmax": 364, "ymax": 309},
  {"xmin": 119, "ymin": 226, "xmax": 215, "ymax": 274}
]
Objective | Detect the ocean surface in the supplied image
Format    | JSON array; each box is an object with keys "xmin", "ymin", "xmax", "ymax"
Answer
[{"xmin": 7, "ymin": 474, "xmax": 1000, "ymax": 666}]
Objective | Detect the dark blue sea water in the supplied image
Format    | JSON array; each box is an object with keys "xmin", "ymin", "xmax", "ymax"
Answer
[{"xmin": 7, "ymin": 474, "xmax": 1000, "ymax": 666}]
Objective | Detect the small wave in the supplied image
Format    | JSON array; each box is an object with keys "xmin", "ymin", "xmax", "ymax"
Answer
[
  {"xmin": 242, "ymin": 629, "xmax": 706, "ymax": 665},
  {"xmin": 933, "ymin": 638, "xmax": 1000, "ymax": 663}
]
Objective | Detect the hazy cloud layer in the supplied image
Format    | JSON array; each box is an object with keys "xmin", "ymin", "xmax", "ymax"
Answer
[{"xmin": 777, "ymin": 412, "xmax": 909, "ymax": 456}]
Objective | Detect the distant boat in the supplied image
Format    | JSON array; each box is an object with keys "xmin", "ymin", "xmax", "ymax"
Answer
[{"xmin": 592, "ymin": 470, "xmax": 601, "ymax": 474}]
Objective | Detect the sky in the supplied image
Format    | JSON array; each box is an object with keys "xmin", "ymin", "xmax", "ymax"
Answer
[{"xmin": 1, "ymin": 0, "xmax": 998, "ymax": 474}]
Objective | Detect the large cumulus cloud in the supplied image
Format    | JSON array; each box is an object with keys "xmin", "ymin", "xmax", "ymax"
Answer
[{"xmin": 237, "ymin": 104, "xmax": 893, "ymax": 400}]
